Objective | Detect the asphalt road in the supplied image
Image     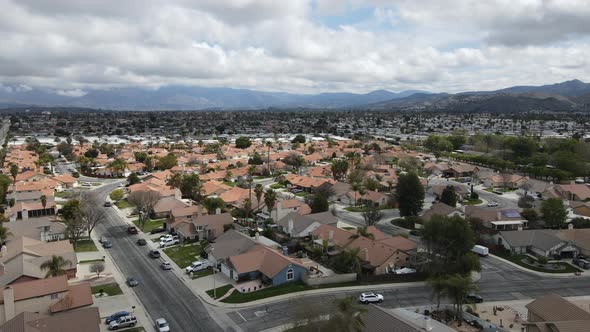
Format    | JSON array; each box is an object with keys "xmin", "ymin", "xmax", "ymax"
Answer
[
  {"xmin": 227, "ymin": 256, "xmax": 590, "ymax": 331},
  {"xmin": 93, "ymin": 183, "xmax": 223, "ymax": 332}
]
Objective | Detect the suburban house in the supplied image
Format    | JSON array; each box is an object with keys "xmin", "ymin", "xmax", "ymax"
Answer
[
  {"xmin": 0, "ymin": 237, "xmax": 77, "ymax": 285},
  {"xmin": 153, "ymin": 196, "xmax": 189, "ymax": 219},
  {"xmin": 51, "ymin": 174, "xmax": 78, "ymax": 190},
  {"xmin": 208, "ymin": 230, "xmax": 257, "ymax": 267},
  {"xmin": 0, "ymin": 307, "xmax": 100, "ymax": 332},
  {"xmin": 173, "ymin": 212, "xmax": 234, "ymax": 241},
  {"xmin": 168, "ymin": 205, "xmax": 205, "ymax": 229},
  {"xmin": 272, "ymin": 199, "xmax": 312, "ymax": 222},
  {"xmin": 497, "ymin": 229, "xmax": 579, "ymax": 258},
  {"xmin": 284, "ymin": 174, "xmax": 335, "ymax": 193},
  {"xmin": 569, "ymin": 201, "xmax": 590, "ymax": 218},
  {"xmin": 361, "ymin": 305, "xmax": 455, "ymax": 332},
  {"xmin": 555, "ymin": 183, "xmax": 590, "ymax": 201},
  {"xmin": 0, "ymin": 276, "xmax": 94, "ymax": 324},
  {"xmin": 443, "ymin": 164, "xmax": 479, "ymax": 178},
  {"xmin": 276, "ymin": 211, "xmax": 338, "ymax": 238},
  {"xmin": 419, "ymin": 202, "xmax": 464, "ymax": 223},
  {"xmin": 5, "ymin": 217, "xmax": 66, "ymax": 242},
  {"xmin": 430, "ymin": 184, "xmax": 470, "ymax": 201},
  {"xmin": 202, "ymin": 180, "xmax": 232, "ymax": 197},
  {"xmin": 312, "ymin": 224, "xmax": 417, "ymax": 275},
  {"xmin": 342, "ymin": 190, "xmax": 389, "ymax": 207},
  {"xmin": 483, "ymin": 174, "xmax": 528, "ymax": 189},
  {"xmin": 466, "ymin": 206, "xmax": 528, "ymax": 231},
  {"xmin": 226, "ymin": 245, "xmax": 308, "ymax": 286},
  {"xmin": 9, "ymin": 195, "xmax": 57, "ymax": 221},
  {"xmin": 524, "ymin": 293, "xmax": 590, "ymax": 332}
]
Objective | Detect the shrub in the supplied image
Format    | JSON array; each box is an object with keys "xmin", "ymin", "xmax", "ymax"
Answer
[
  {"xmin": 470, "ymin": 191, "xmax": 479, "ymax": 200},
  {"xmin": 537, "ymin": 256, "xmax": 548, "ymax": 265}
]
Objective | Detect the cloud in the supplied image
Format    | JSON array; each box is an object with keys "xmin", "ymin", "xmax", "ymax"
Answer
[
  {"xmin": 0, "ymin": 0, "xmax": 589, "ymax": 94},
  {"xmin": 56, "ymin": 89, "xmax": 87, "ymax": 97}
]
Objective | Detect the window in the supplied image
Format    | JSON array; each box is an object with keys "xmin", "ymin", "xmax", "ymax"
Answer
[
  {"xmin": 286, "ymin": 268, "xmax": 294, "ymax": 281},
  {"xmin": 50, "ymin": 293, "xmax": 59, "ymax": 299}
]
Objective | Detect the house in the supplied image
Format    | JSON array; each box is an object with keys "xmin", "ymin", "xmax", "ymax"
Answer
[
  {"xmin": 443, "ymin": 164, "xmax": 479, "ymax": 178},
  {"xmin": 174, "ymin": 212, "xmax": 234, "ymax": 241},
  {"xmin": 569, "ymin": 201, "xmax": 590, "ymax": 218},
  {"xmin": 0, "ymin": 276, "xmax": 93, "ymax": 324},
  {"xmin": 272, "ymin": 199, "xmax": 312, "ymax": 221},
  {"xmin": 167, "ymin": 205, "xmax": 204, "ymax": 230},
  {"xmin": 343, "ymin": 190, "xmax": 389, "ymax": 207},
  {"xmin": 430, "ymin": 184, "xmax": 470, "ymax": 201},
  {"xmin": 0, "ymin": 237, "xmax": 77, "ymax": 285},
  {"xmin": 276, "ymin": 211, "xmax": 338, "ymax": 238},
  {"xmin": 524, "ymin": 293, "xmax": 590, "ymax": 332},
  {"xmin": 497, "ymin": 229, "xmax": 578, "ymax": 258},
  {"xmin": 208, "ymin": 230, "xmax": 257, "ymax": 268},
  {"xmin": 483, "ymin": 174, "xmax": 528, "ymax": 189},
  {"xmin": 9, "ymin": 197, "xmax": 57, "ymax": 221},
  {"xmin": 419, "ymin": 202, "xmax": 464, "ymax": 223},
  {"xmin": 361, "ymin": 305, "xmax": 455, "ymax": 332},
  {"xmin": 51, "ymin": 174, "xmax": 78, "ymax": 190},
  {"xmin": 226, "ymin": 245, "xmax": 308, "ymax": 286},
  {"xmin": 5, "ymin": 217, "xmax": 66, "ymax": 242},
  {"xmin": 0, "ymin": 307, "xmax": 100, "ymax": 332},
  {"xmin": 153, "ymin": 196, "xmax": 189, "ymax": 219},
  {"xmin": 311, "ymin": 224, "xmax": 417, "ymax": 275},
  {"xmin": 555, "ymin": 228, "xmax": 590, "ymax": 257},
  {"xmin": 555, "ymin": 183, "xmax": 590, "ymax": 201},
  {"xmin": 466, "ymin": 206, "xmax": 528, "ymax": 231},
  {"xmin": 202, "ymin": 180, "xmax": 232, "ymax": 197}
]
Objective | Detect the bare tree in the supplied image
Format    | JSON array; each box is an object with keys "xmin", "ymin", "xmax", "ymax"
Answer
[
  {"xmin": 64, "ymin": 214, "xmax": 86, "ymax": 249},
  {"xmin": 80, "ymin": 191, "xmax": 106, "ymax": 238},
  {"xmin": 128, "ymin": 190, "xmax": 160, "ymax": 230},
  {"xmin": 519, "ymin": 179, "xmax": 532, "ymax": 197},
  {"xmin": 89, "ymin": 261, "xmax": 105, "ymax": 277},
  {"xmin": 362, "ymin": 205, "xmax": 383, "ymax": 226}
]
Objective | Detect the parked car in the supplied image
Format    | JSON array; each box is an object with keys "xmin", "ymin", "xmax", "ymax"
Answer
[
  {"xmin": 82, "ymin": 182, "xmax": 92, "ymax": 187},
  {"xmin": 99, "ymin": 236, "xmax": 107, "ymax": 244},
  {"xmin": 105, "ymin": 311, "xmax": 129, "ymax": 324},
  {"xmin": 186, "ymin": 260, "xmax": 210, "ymax": 273},
  {"xmin": 127, "ymin": 226, "xmax": 138, "ymax": 234},
  {"xmin": 104, "ymin": 201, "xmax": 112, "ymax": 207},
  {"xmin": 159, "ymin": 237, "xmax": 180, "ymax": 248},
  {"xmin": 126, "ymin": 277, "xmax": 139, "ymax": 287},
  {"xmin": 487, "ymin": 201, "xmax": 499, "ymax": 207},
  {"xmin": 149, "ymin": 250, "xmax": 161, "ymax": 258},
  {"xmin": 150, "ymin": 226, "xmax": 166, "ymax": 234},
  {"xmin": 573, "ymin": 258, "xmax": 590, "ymax": 269},
  {"xmin": 102, "ymin": 239, "xmax": 113, "ymax": 248},
  {"xmin": 137, "ymin": 238, "xmax": 147, "ymax": 246},
  {"xmin": 108, "ymin": 315, "xmax": 137, "ymax": 330},
  {"xmin": 160, "ymin": 234, "xmax": 179, "ymax": 241},
  {"xmin": 161, "ymin": 261, "xmax": 172, "ymax": 270},
  {"xmin": 492, "ymin": 190, "xmax": 503, "ymax": 195},
  {"xmin": 155, "ymin": 318, "xmax": 170, "ymax": 332},
  {"xmin": 359, "ymin": 292, "xmax": 384, "ymax": 304},
  {"xmin": 465, "ymin": 293, "xmax": 484, "ymax": 303}
]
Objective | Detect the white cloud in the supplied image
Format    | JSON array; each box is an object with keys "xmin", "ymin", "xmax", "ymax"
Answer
[
  {"xmin": 56, "ymin": 89, "xmax": 87, "ymax": 97},
  {"xmin": 0, "ymin": 0, "xmax": 590, "ymax": 94}
]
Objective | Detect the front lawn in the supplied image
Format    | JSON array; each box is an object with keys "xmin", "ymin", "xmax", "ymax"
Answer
[
  {"xmin": 206, "ymin": 284, "xmax": 233, "ymax": 299},
  {"xmin": 270, "ymin": 183, "xmax": 285, "ymax": 189},
  {"xmin": 295, "ymin": 192, "xmax": 309, "ymax": 197},
  {"xmin": 191, "ymin": 268, "xmax": 214, "ymax": 279},
  {"xmin": 163, "ymin": 244, "xmax": 202, "ymax": 268},
  {"xmin": 223, "ymin": 181, "xmax": 237, "ymax": 187},
  {"xmin": 115, "ymin": 199, "xmax": 134, "ymax": 209},
  {"xmin": 219, "ymin": 282, "xmax": 311, "ymax": 303},
  {"xmin": 74, "ymin": 239, "xmax": 98, "ymax": 252},
  {"xmin": 132, "ymin": 218, "xmax": 166, "ymax": 233},
  {"xmin": 463, "ymin": 199, "xmax": 483, "ymax": 205},
  {"xmin": 344, "ymin": 206, "xmax": 393, "ymax": 213},
  {"xmin": 55, "ymin": 191, "xmax": 70, "ymax": 198},
  {"xmin": 500, "ymin": 254, "xmax": 582, "ymax": 273},
  {"xmin": 91, "ymin": 283, "xmax": 123, "ymax": 296}
]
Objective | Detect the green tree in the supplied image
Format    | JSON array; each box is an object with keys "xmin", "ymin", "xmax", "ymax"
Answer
[
  {"xmin": 254, "ymin": 184, "xmax": 264, "ymax": 210},
  {"xmin": 9, "ymin": 163, "xmax": 18, "ymax": 188},
  {"xmin": 127, "ymin": 172, "xmax": 141, "ymax": 186},
  {"xmin": 203, "ymin": 197, "xmax": 225, "ymax": 214},
  {"xmin": 445, "ymin": 274, "xmax": 478, "ymax": 326},
  {"xmin": 109, "ymin": 189, "xmax": 125, "ymax": 202},
  {"xmin": 156, "ymin": 153, "xmax": 178, "ymax": 170},
  {"xmin": 40, "ymin": 255, "xmax": 72, "ymax": 278},
  {"xmin": 40, "ymin": 195, "xmax": 47, "ymax": 210},
  {"xmin": 167, "ymin": 173, "xmax": 183, "ymax": 188},
  {"xmin": 291, "ymin": 134, "xmax": 306, "ymax": 144},
  {"xmin": 440, "ymin": 185, "xmax": 458, "ymax": 207},
  {"xmin": 361, "ymin": 206, "xmax": 383, "ymax": 226},
  {"xmin": 333, "ymin": 247, "xmax": 361, "ymax": 274},
  {"xmin": 331, "ymin": 159, "xmax": 349, "ymax": 181},
  {"xmin": 107, "ymin": 158, "xmax": 127, "ymax": 177},
  {"xmin": 235, "ymin": 136, "xmax": 252, "ymax": 149},
  {"xmin": 541, "ymin": 198, "xmax": 567, "ymax": 229},
  {"xmin": 307, "ymin": 193, "xmax": 329, "ymax": 213},
  {"xmin": 396, "ymin": 172, "xmax": 424, "ymax": 217},
  {"xmin": 248, "ymin": 152, "xmax": 264, "ymax": 165},
  {"xmin": 180, "ymin": 174, "xmax": 203, "ymax": 201},
  {"xmin": 427, "ymin": 276, "xmax": 448, "ymax": 309}
]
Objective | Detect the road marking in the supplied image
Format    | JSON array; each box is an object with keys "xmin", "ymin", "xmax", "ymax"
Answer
[
  {"xmin": 254, "ymin": 310, "xmax": 267, "ymax": 318},
  {"xmin": 236, "ymin": 311, "xmax": 247, "ymax": 322}
]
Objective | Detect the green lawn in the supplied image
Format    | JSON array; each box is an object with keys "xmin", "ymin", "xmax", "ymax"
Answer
[
  {"xmin": 74, "ymin": 239, "xmax": 98, "ymax": 252},
  {"xmin": 344, "ymin": 206, "xmax": 393, "ymax": 213},
  {"xmin": 463, "ymin": 199, "xmax": 483, "ymax": 205},
  {"xmin": 206, "ymin": 284, "xmax": 233, "ymax": 299},
  {"xmin": 79, "ymin": 258, "xmax": 105, "ymax": 264},
  {"xmin": 163, "ymin": 244, "xmax": 202, "ymax": 268},
  {"xmin": 501, "ymin": 254, "xmax": 582, "ymax": 273},
  {"xmin": 91, "ymin": 283, "xmax": 123, "ymax": 296},
  {"xmin": 219, "ymin": 282, "xmax": 311, "ymax": 303},
  {"xmin": 55, "ymin": 191, "xmax": 70, "ymax": 198},
  {"xmin": 132, "ymin": 218, "xmax": 166, "ymax": 233},
  {"xmin": 295, "ymin": 192, "xmax": 309, "ymax": 197},
  {"xmin": 191, "ymin": 268, "xmax": 214, "ymax": 279},
  {"xmin": 270, "ymin": 183, "xmax": 285, "ymax": 189},
  {"xmin": 116, "ymin": 199, "xmax": 134, "ymax": 209},
  {"xmin": 223, "ymin": 181, "xmax": 237, "ymax": 187}
]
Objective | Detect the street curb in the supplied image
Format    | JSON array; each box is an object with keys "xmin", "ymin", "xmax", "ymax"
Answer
[{"xmin": 489, "ymin": 254, "xmax": 587, "ymax": 278}]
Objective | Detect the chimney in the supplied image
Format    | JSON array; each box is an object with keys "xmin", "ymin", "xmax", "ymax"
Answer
[
  {"xmin": 362, "ymin": 248, "xmax": 369, "ymax": 262},
  {"xmin": 328, "ymin": 230, "xmax": 334, "ymax": 240},
  {"xmin": 422, "ymin": 317, "xmax": 433, "ymax": 331},
  {"xmin": 215, "ymin": 208, "xmax": 221, "ymax": 215},
  {"xmin": 255, "ymin": 232, "xmax": 260, "ymax": 242},
  {"xmin": 288, "ymin": 218, "xmax": 294, "ymax": 234},
  {"xmin": 568, "ymin": 223, "xmax": 574, "ymax": 230},
  {"xmin": 3, "ymin": 286, "xmax": 15, "ymax": 321}
]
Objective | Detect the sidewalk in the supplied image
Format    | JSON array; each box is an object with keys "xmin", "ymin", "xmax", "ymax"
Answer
[{"xmin": 489, "ymin": 254, "xmax": 589, "ymax": 278}]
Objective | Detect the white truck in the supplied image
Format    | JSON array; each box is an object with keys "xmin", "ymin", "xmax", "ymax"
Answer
[{"xmin": 472, "ymin": 245, "xmax": 489, "ymax": 257}]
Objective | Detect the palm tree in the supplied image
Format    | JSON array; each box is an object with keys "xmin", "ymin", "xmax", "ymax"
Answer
[
  {"xmin": 9, "ymin": 163, "xmax": 18, "ymax": 192},
  {"xmin": 254, "ymin": 184, "xmax": 264, "ymax": 211},
  {"xmin": 40, "ymin": 255, "xmax": 72, "ymax": 278},
  {"xmin": 266, "ymin": 141, "xmax": 273, "ymax": 174},
  {"xmin": 264, "ymin": 188, "xmax": 277, "ymax": 221},
  {"xmin": 332, "ymin": 296, "xmax": 366, "ymax": 332},
  {"xmin": 243, "ymin": 197, "xmax": 252, "ymax": 221},
  {"xmin": 40, "ymin": 195, "xmax": 47, "ymax": 212},
  {"xmin": 445, "ymin": 273, "xmax": 478, "ymax": 325}
]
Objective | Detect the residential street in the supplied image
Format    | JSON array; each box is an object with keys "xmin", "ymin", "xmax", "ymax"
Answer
[{"xmin": 92, "ymin": 183, "xmax": 225, "ymax": 332}]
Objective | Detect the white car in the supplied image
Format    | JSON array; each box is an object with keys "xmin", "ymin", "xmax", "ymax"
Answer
[
  {"xmin": 161, "ymin": 261, "xmax": 172, "ymax": 270},
  {"xmin": 159, "ymin": 234, "xmax": 179, "ymax": 241},
  {"xmin": 155, "ymin": 318, "xmax": 170, "ymax": 332},
  {"xmin": 159, "ymin": 238, "xmax": 179, "ymax": 248},
  {"xmin": 359, "ymin": 292, "xmax": 384, "ymax": 304},
  {"xmin": 487, "ymin": 201, "xmax": 499, "ymax": 207},
  {"xmin": 186, "ymin": 260, "xmax": 210, "ymax": 273}
]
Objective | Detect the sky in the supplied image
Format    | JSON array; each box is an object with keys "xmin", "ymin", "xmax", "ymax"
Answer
[{"xmin": 1, "ymin": 0, "xmax": 590, "ymax": 95}]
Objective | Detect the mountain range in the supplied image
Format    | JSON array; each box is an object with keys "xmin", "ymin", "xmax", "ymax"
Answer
[{"xmin": 1, "ymin": 79, "xmax": 590, "ymax": 111}]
